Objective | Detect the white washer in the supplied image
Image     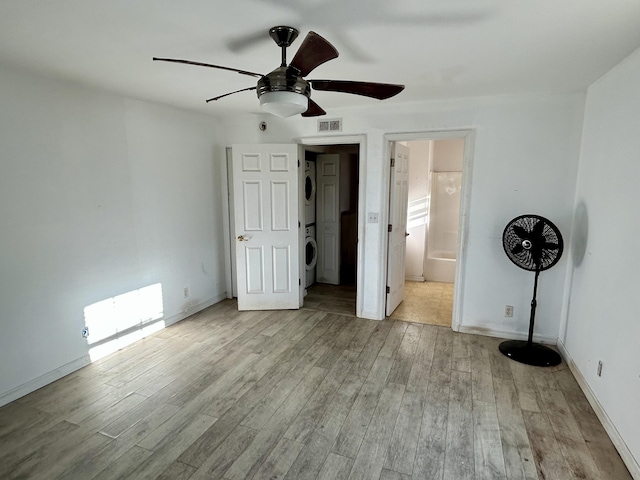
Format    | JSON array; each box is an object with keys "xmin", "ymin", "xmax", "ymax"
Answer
[
  {"xmin": 304, "ymin": 161, "xmax": 316, "ymax": 226},
  {"xmin": 305, "ymin": 225, "xmax": 317, "ymax": 288}
]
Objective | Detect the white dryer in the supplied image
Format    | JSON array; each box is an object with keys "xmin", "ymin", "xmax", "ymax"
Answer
[
  {"xmin": 304, "ymin": 161, "xmax": 316, "ymax": 226},
  {"xmin": 305, "ymin": 225, "xmax": 317, "ymax": 288}
]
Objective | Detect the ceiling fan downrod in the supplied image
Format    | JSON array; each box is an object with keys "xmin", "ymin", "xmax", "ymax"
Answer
[{"xmin": 269, "ymin": 26, "xmax": 299, "ymax": 67}]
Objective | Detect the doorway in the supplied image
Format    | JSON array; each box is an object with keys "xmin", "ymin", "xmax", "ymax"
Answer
[
  {"xmin": 302, "ymin": 144, "xmax": 360, "ymax": 316},
  {"xmin": 384, "ymin": 132, "xmax": 473, "ymax": 330}
]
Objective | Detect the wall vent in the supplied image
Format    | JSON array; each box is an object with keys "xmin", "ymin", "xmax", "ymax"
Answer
[{"xmin": 317, "ymin": 118, "xmax": 342, "ymax": 133}]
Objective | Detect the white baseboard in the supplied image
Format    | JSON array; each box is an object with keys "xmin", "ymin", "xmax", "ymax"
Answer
[
  {"xmin": 167, "ymin": 293, "xmax": 227, "ymax": 327},
  {"xmin": 557, "ymin": 340, "xmax": 639, "ymax": 479},
  {"xmin": 458, "ymin": 325, "xmax": 557, "ymax": 345},
  {"xmin": 0, "ymin": 355, "xmax": 91, "ymax": 407},
  {"xmin": 0, "ymin": 293, "xmax": 226, "ymax": 408}
]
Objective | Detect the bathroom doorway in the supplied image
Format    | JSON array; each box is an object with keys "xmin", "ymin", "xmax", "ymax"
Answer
[{"xmin": 387, "ymin": 135, "xmax": 468, "ymax": 327}]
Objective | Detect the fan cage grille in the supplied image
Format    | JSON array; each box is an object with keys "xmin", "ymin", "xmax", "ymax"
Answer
[{"xmin": 503, "ymin": 214, "xmax": 563, "ymax": 271}]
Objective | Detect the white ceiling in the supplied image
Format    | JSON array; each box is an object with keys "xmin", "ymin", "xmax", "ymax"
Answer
[{"xmin": 1, "ymin": 0, "xmax": 639, "ymax": 118}]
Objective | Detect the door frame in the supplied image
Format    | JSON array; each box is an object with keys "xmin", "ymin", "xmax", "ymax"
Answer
[
  {"xmin": 383, "ymin": 130, "xmax": 474, "ymax": 331},
  {"xmin": 297, "ymin": 134, "xmax": 366, "ymax": 318},
  {"xmin": 223, "ymin": 136, "xmax": 366, "ymax": 317},
  {"xmin": 222, "ymin": 147, "xmax": 235, "ymax": 299}
]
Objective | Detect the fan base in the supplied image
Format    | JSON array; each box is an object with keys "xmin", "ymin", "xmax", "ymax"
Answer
[{"xmin": 498, "ymin": 340, "xmax": 561, "ymax": 367}]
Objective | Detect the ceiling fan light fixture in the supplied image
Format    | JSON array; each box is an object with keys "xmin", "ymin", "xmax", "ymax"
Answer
[
  {"xmin": 154, "ymin": 26, "xmax": 403, "ymax": 117},
  {"xmin": 259, "ymin": 91, "xmax": 308, "ymax": 118}
]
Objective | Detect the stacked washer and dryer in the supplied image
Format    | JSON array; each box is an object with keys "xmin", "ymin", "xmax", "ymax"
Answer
[{"xmin": 304, "ymin": 161, "xmax": 318, "ymax": 288}]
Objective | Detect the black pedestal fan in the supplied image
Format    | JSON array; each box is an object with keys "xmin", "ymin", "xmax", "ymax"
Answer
[{"xmin": 499, "ymin": 214, "xmax": 564, "ymax": 367}]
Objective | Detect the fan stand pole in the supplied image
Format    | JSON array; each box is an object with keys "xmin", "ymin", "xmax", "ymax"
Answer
[
  {"xmin": 526, "ymin": 268, "xmax": 540, "ymax": 348},
  {"xmin": 498, "ymin": 267, "xmax": 562, "ymax": 367}
]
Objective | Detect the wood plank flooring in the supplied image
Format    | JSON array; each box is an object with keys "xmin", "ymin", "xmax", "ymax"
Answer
[
  {"xmin": 0, "ymin": 300, "xmax": 632, "ymax": 480},
  {"xmin": 304, "ymin": 283, "xmax": 357, "ymax": 317}
]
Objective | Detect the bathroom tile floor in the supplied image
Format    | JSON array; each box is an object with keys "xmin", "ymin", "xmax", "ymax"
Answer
[{"xmin": 390, "ymin": 281, "xmax": 454, "ymax": 326}]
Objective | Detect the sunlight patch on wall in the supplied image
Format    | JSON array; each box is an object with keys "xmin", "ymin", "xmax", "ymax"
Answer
[
  {"xmin": 408, "ymin": 196, "xmax": 429, "ymax": 229},
  {"xmin": 83, "ymin": 283, "xmax": 164, "ymax": 361}
]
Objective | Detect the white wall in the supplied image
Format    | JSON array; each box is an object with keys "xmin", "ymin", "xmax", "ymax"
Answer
[
  {"xmin": 432, "ymin": 138, "xmax": 464, "ymax": 172},
  {"xmin": 561, "ymin": 47, "xmax": 640, "ymax": 474},
  {"xmin": 0, "ymin": 64, "xmax": 227, "ymax": 404},
  {"xmin": 224, "ymin": 93, "xmax": 585, "ymax": 337}
]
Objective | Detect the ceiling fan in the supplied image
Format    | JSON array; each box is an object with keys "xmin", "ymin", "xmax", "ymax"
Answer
[{"xmin": 153, "ymin": 26, "xmax": 404, "ymax": 118}]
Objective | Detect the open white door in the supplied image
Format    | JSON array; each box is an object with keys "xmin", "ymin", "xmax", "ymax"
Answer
[
  {"xmin": 386, "ymin": 143, "xmax": 410, "ymax": 316},
  {"xmin": 232, "ymin": 144, "xmax": 300, "ymax": 310},
  {"xmin": 316, "ymin": 154, "xmax": 341, "ymax": 285}
]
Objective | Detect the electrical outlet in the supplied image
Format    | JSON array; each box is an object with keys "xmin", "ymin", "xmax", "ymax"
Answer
[
  {"xmin": 183, "ymin": 287, "xmax": 189, "ymax": 298},
  {"xmin": 81, "ymin": 326, "xmax": 89, "ymax": 338},
  {"xmin": 597, "ymin": 360, "xmax": 603, "ymax": 377},
  {"xmin": 504, "ymin": 305, "xmax": 514, "ymax": 317}
]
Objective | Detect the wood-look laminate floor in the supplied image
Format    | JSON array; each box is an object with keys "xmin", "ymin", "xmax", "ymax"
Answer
[
  {"xmin": 0, "ymin": 301, "xmax": 632, "ymax": 480},
  {"xmin": 304, "ymin": 283, "xmax": 357, "ymax": 317}
]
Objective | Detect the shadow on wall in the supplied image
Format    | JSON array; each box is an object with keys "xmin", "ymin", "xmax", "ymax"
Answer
[{"xmin": 572, "ymin": 201, "xmax": 589, "ymax": 268}]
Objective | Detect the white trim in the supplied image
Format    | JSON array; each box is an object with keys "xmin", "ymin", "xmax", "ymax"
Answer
[
  {"xmin": 297, "ymin": 134, "xmax": 367, "ymax": 319},
  {"xmin": 457, "ymin": 325, "xmax": 557, "ymax": 345},
  {"xmin": 383, "ymin": 129, "xmax": 475, "ymax": 330},
  {"xmin": 221, "ymin": 147, "xmax": 233, "ymax": 299},
  {"xmin": 0, "ymin": 355, "xmax": 91, "ymax": 407},
  {"xmin": 0, "ymin": 293, "xmax": 227, "ymax": 407},
  {"xmin": 360, "ymin": 309, "xmax": 380, "ymax": 321},
  {"xmin": 169, "ymin": 293, "xmax": 226, "ymax": 325},
  {"xmin": 298, "ymin": 145, "xmax": 306, "ymax": 307},
  {"xmin": 557, "ymin": 340, "xmax": 640, "ymax": 479}
]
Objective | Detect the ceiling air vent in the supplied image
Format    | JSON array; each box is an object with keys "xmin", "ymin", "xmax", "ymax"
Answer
[{"xmin": 318, "ymin": 118, "xmax": 342, "ymax": 133}]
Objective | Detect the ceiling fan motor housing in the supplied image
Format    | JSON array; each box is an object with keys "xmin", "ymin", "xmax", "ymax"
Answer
[{"xmin": 256, "ymin": 66, "xmax": 310, "ymax": 99}]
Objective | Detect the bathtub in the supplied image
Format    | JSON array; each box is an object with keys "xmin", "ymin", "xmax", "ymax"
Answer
[{"xmin": 424, "ymin": 250, "xmax": 456, "ymax": 283}]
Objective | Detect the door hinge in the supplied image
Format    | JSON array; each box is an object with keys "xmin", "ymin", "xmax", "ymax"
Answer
[
  {"xmin": 298, "ymin": 221, "xmax": 301, "ymax": 228},
  {"xmin": 298, "ymin": 159, "xmax": 300, "ymax": 168},
  {"xmin": 390, "ymin": 157, "xmax": 395, "ymax": 168},
  {"xmin": 386, "ymin": 286, "xmax": 390, "ymax": 294},
  {"xmin": 299, "ymin": 278, "xmax": 301, "ymax": 286},
  {"xmin": 388, "ymin": 224, "xmax": 392, "ymax": 233}
]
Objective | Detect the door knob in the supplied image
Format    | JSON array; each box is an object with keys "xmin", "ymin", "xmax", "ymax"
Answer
[{"xmin": 237, "ymin": 235, "xmax": 249, "ymax": 242}]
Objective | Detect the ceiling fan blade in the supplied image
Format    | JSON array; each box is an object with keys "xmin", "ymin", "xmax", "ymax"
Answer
[
  {"xmin": 309, "ymin": 80, "xmax": 404, "ymax": 100},
  {"xmin": 206, "ymin": 86, "xmax": 257, "ymax": 103},
  {"xmin": 301, "ymin": 98, "xmax": 326, "ymax": 117},
  {"xmin": 289, "ymin": 32, "xmax": 339, "ymax": 77},
  {"xmin": 226, "ymin": 29, "xmax": 271, "ymax": 52},
  {"xmin": 153, "ymin": 57, "xmax": 263, "ymax": 78}
]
